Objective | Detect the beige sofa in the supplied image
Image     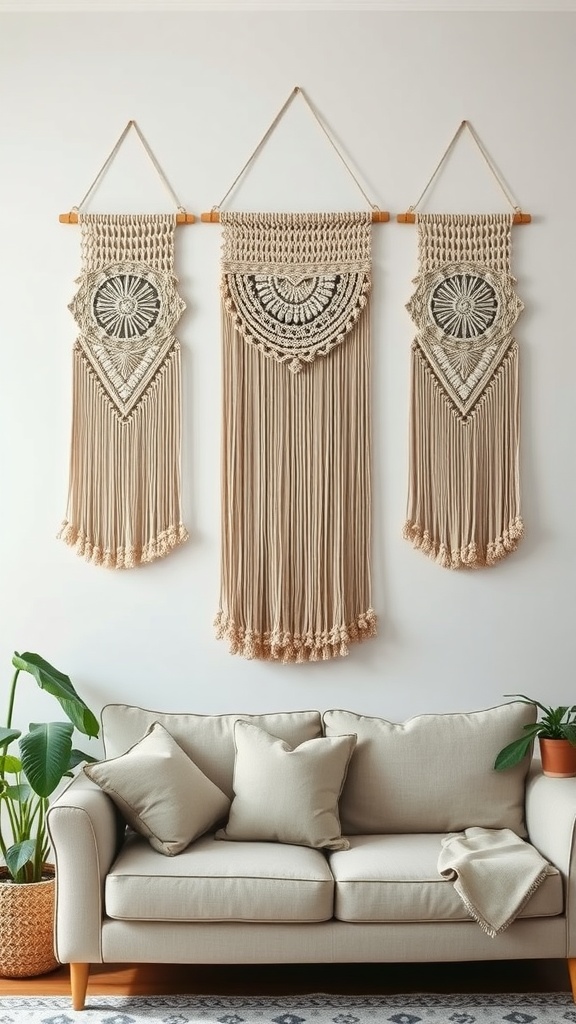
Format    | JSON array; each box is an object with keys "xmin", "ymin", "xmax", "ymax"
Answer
[{"xmin": 47, "ymin": 702, "xmax": 576, "ymax": 1010}]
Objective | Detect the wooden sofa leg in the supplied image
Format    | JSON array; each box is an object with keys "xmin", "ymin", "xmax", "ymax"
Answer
[
  {"xmin": 70, "ymin": 962, "xmax": 90, "ymax": 1011},
  {"xmin": 567, "ymin": 959, "xmax": 576, "ymax": 1002}
]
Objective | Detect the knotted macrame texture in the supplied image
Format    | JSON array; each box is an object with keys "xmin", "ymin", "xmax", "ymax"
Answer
[
  {"xmin": 404, "ymin": 213, "xmax": 524, "ymax": 569},
  {"xmin": 215, "ymin": 212, "xmax": 376, "ymax": 662},
  {"xmin": 59, "ymin": 213, "xmax": 188, "ymax": 568}
]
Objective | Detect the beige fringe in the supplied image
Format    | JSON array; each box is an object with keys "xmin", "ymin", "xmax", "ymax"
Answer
[
  {"xmin": 217, "ymin": 277, "xmax": 375, "ymax": 662},
  {"xmin": 405, "ymin": 213, "xmax": 523, "ymax": 570},
  {"xmin": 404, "ymin": 342, "xmax": 523, "ymax": 569},
  {"xmin": 58, "ymin": 343, "xmax": 188, "ymax": 569}
]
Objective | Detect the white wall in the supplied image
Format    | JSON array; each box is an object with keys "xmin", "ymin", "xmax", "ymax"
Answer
[{"xmin": 0, "ymin": 8, "xmax": 574, "ymax": 747}]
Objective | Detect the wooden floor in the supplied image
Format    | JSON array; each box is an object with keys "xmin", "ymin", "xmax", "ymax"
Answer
[{"xmin": 0, "ymin": 960, "xmax": 570, "ymax": 998}]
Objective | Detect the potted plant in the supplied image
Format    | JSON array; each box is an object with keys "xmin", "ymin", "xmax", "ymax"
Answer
[
  {"xmin": 0, "ymin": 651, "xmax": 99, "ymax": 977},
  {"xmin": 494, "ymin": 694, "xmax": 576, "ymax": 778}
]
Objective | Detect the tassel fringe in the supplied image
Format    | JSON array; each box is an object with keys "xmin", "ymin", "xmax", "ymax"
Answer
[
  {"xmin": 57, "ymin": 520, "xmax": 188, "ymax": 569},
  {"xmin": 403, "ymin": 517, "xmax": 524, "ymax": 570},
  {"xmin": 214, "ymin": 608, "xmax": 377, "ymax": 663},
  {"xmin": 60, "ymin": 343, "xmax": 187, "ymax": 569},
  {"xmin": 217, "ymin": 214, "xmax": 375, "ymax": 662}
]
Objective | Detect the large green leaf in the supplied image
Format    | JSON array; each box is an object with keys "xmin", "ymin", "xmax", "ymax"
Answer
[
  {"xmin": 3, "ymin": 782, "xmax": 32, "ymax": 802},
  {"xmin": 5, "ymin": 840, "xmax": 36, "ymax": 879},
  {"xmin": 0, "ymin": 727, "xmax": 21, "ymax": 749},
  {"xmin": 68, "ymin": 748, "xmax": 99, "ymax": 770},
  {"xmin": 494, "ymin": 734, "xmax": 534, "ymax": 771},
  {"xmin": 12, "ymin": 652, "xmax": 99, "ymax": 738},
  {"xmin": 19, "ymin": 722, "xmax": 73, "ymax": 797},
  {"xmin": 0, "ymin": 754, "xmax": 22, "ymax": 774}
]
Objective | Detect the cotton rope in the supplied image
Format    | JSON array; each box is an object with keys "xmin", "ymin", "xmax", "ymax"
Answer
[
  {"xmin": 58, "ymin": 213, "xmax": 188, "ymax": 568},
  {"xmin": 404, "ymin": 213, "xmax": 524, "ymax": 568},
  {"xmin": 215, "ymin": 212, "xmax": 376, "ymax": 662}
]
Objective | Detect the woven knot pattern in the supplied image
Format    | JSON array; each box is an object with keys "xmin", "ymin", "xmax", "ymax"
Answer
[
  {"xmin": 221, "ymin": 212, "xmax": 371, "ymax": 268},
  {"xmin": 416, "ymin": 213, "xmax": 512, "ymax": 273},
  {"xmin": 79, "ymin": 214, "xmax": 176, "ymax": 273}
]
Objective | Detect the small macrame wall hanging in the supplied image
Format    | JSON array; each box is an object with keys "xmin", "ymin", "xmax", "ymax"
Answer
[
  {"xmin": 398, "ymin": 121, "xmax": 530, "ymax": 569},
  {"xmin": 58, "ymin": 121, "xmax": 194, "ymax": 568},
  {"xmin": 203, "ymin": 87, "xmax": 388, "ymax": 661}
]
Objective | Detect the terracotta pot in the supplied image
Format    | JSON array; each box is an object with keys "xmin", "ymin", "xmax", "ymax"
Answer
[
  {"xmin": 539, "ymin": 738, "xmax": 576, "ymax": 779},
  {"xmin": 0, "ymin": 865, "xmax": 59, "ymax": 977}
]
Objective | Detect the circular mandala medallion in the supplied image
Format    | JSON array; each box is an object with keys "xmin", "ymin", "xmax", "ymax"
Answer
[
  {"xmin": 93, "ymin": 274, "xmax": 161, "ymax": 340},
  {"xmin": 429, "ymin": 273, "xmax": 498, "ymax": 340}
]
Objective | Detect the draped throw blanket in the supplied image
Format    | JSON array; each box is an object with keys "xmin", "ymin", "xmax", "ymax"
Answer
[
  {"xmin": 404, "ymin": 214, "xmax": 524, "ymax": 568},
  {"xmin": 438, "ymin": 827, "xmax": 553, "ymax": 937},
  {"xmin": 215, "ymin": 212, "xmax": 376, "ymax": 662},
  {"xmin": 59, "ymin": 214, "xmax": 188, "ymax": 568}
]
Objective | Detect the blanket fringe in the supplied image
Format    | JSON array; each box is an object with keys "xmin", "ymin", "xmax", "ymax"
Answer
[
  {"xmin": 458, "ymin": 864, "xmax": 550, "ymax": 937},
  {"xmin": 214, "ymin": 608, "xmax": 377, "ymax": 663}
]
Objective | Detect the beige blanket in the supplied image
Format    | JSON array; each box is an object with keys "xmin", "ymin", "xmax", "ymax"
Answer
[{"xmin": 438, "ymin": 827, "xmax": 553, "ymax": 937}]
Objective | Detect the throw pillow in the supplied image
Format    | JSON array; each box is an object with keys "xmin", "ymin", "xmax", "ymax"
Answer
[
  {"xmin": 84, "ymin": 721, "xmax": 230, "ymax": 856},
  {"xmin": 216, "ymin": 720, "xmax": 356, "ymax": 851},
  {"xmin": 323, "ymin": 703, "xmax": 536, "ymax": 837}
]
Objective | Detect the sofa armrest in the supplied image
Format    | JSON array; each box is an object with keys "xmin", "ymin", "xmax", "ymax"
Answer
[
  {"xmin": 47, "ymin": 772, "xmax": 125, "ymax": 964},
  {"xmin": 525, "ymin": 763, "xmax": 576, "ymax": 955}
]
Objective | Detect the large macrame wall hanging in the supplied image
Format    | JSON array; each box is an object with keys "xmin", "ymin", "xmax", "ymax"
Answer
[
  {"xmin": 398, "ymin": 121, "xmax": 530, "ymax": 569},
  {"xmin": 203, "ymin": 87, "xmax": 388, "ymax": 661},
  {"xmin": 58, "ymin": 122, "xmax": 194, "ymax": 568}
]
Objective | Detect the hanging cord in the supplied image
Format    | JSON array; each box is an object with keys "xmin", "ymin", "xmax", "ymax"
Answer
[
  {"xmin": 62, "ymin": 122, "xmax": 188, "ymax": 222},
  {"xmin": 210, "ymin": 85, "xmax": 381, "ymax": 214},
  {"xmin": 407, "ymin": 120, "xmax": 521, "ymax": 215}
]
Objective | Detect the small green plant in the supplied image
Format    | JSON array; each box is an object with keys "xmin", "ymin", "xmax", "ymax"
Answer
[
  {"xmin": 494, "ymin": 694, "xmax": 576, "ymax": 771},
  {"xmin": 0, "ymin": 652, "xmax": 99, "ymax": 883}
]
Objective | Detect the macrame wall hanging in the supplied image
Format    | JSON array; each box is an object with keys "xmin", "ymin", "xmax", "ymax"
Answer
[
  {"xmin": 202, "ymin": 87, "xmax": 389, "ymax": 661},
  {"xmin": 398, "ymin": 121, "xmax": 531, "ymax": 569},
  {"xmin": 58, "ymin": 122, "xmax": 194, "ymax": 568}
]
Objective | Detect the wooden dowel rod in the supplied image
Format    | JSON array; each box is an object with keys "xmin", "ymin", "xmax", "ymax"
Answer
[
  {"xmin": 200, "ymin": 210, "xmax": 390, "ymax": 223},
  {"xmin": 397, "ymin": 211, "xmax": 531, "ymax": 224},
  {"xmin": 59, "ymin": 211, "xmax": 195, "ymax": 224}
]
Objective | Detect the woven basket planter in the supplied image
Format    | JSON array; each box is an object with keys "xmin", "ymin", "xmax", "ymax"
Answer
[{"xmin": 0, "ymin": 865, "xmax": 59, "ymax": 977}]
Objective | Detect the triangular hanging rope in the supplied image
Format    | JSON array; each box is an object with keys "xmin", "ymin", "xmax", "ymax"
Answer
[
  {"xmin": 58, "ymin": 121, "xmax": 191, "ymax": 567},
  {"xmin": 397, "ymin": 120, "xmax": 531, "ymax": 224},
  {"xmin": 59, "ymin": 120, "xmax": 195, "ymax": 224},
  {"xmin": 201, "ymin": 86, "xmax": 389, "ymax": 222},
  {"xmin": 399, "ymin": 121, "xmax": 529, "ymax": 568}
]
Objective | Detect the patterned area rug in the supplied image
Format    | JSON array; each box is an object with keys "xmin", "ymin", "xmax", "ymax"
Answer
[{"xmin": 0, "ymin": 992, "xmax": 574, "ymax": 1024}]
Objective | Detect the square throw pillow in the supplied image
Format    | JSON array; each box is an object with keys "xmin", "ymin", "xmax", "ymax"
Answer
[
  {"xmin": 84, "ymin": 721, "xmax": 230, "ymax": 856},
  {"xmin": 323, "ymin": 703, "xmax": 536, "ymax": 837},
  {"xmin": 216, "ymin": 720, "xmax": 356, "ymax": 851}
]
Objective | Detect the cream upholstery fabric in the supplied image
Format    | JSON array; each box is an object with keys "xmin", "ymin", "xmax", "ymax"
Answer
[
  {"xmin": 101, "ymin": 916, "xmax": 568, "ymax": 966},
  {"xmin": 328, "ymin": 834, "xmax": 562, "ymax": 923},
  {"xmin": 216, "ymin": 721, "xmax": 355, "ymax": 850},
  {"xmin": 101, "ymin": 706, "xmax": 322, "ymax": 799},
  {"xmin": 323, "ymin": 704, "xmax": 535, "ymax": 836},
  {"xmin": 85, "ymin": 722, "xmax": 230, "ymax": 855},
  {"xmin": 105, "ymin": 832, "xmax": 334, "ymax": 922}
]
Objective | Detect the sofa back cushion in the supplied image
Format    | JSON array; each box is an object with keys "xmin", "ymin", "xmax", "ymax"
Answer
[
  {"xmin": 323, "ymin": 703, "xmax": 536, "ymax": 837},
  {"xmin": 101, "ymin": 705, "xmax": 322, "ymax": 799}
]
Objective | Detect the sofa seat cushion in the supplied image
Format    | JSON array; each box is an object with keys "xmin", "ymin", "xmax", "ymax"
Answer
[
  {"xmin": 105, "ymin": 832, "xmax": 334, "ymax": 923},
  {"xmin": 328, "ymin": 834, "xmax": 563, "ymax": 924}
]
